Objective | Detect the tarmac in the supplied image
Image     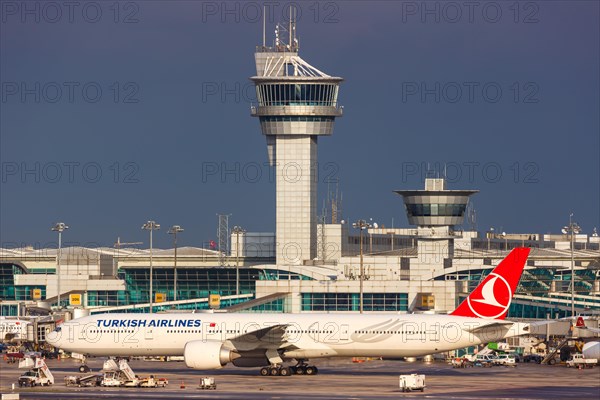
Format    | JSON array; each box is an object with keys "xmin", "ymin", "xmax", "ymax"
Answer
[{"xmin": 1, "ymin": 357, "xmax": 599, "ymax": 399}]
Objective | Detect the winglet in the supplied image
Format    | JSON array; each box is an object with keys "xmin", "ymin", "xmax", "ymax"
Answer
[
  {"xmin": 451, "ymin": 247, "xmax": 530, "ymax": 320},
  {"xmin": 576, "ymin": 316, "xmax": 586, "ymax": 328}
]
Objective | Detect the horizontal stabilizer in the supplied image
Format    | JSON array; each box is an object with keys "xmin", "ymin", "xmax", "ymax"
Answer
[{"xmin": 463, "ymin": 321, "xmax": 514, "ymax": 333}]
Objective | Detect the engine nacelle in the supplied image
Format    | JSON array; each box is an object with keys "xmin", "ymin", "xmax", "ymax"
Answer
[
  {"xmin": 582, "ymin": 341, "xmax": 600, "ymax": 360},
  {"xmin": 184, "ymin": 340, "xmax": 233, "ymax": 370}
]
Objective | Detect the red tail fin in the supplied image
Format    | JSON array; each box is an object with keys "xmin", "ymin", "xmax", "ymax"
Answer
[
  {"xmin": 451, "ymin": 247, "xmax": 530, "ymax": 320},
  {"xmin": 576, "ymin": 316, "xmax": 586, "ymax": 328}
]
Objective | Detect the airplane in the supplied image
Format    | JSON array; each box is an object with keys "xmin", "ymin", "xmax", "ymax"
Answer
[
  {"xmin": 48, "ymin": 247, "xmax": 536, "ymax": 376},
  {"xmin": 575, "ymin": 316, "xmax": 600, "ymax": 360},
  {"xmin": 0, "ymin": 317, "xmax": 30, "ymax": 342}
]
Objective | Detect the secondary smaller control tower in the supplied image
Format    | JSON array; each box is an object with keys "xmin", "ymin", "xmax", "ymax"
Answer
[
  {"xmin": 251, "ymin": 14, "xmax": 343, "ymax": 265},
  {"xmin": 395, "ymin": 178, "xmax": 478, "ymax": 260}
]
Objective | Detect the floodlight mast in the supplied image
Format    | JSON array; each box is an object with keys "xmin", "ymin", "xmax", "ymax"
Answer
[
  {"xmin": 352, "ymin": 220, "xmax": 372, "ymax": 313},
  {"xmin": 168, "ymin": 225, "xmax": 184, "ymax": 303},
  {"xmin": 563, "ymin": 214, "xmax": 581, "ymax": 318},
  {"xmin": 142, "ymin": 221, "xmax": 160, "ymax": 312},
  {"xmin": 232, "ymin": 226, "xmax": 246, "ymax": 296},
  {"xmin": 51, "ymin": 222, "xmax": 69, "ymax": 309}
]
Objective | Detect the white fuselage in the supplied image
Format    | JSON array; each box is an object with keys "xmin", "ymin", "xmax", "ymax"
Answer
[{"xmin": 48, "ymin": 313, "xmax": 528, "ymax": 359}]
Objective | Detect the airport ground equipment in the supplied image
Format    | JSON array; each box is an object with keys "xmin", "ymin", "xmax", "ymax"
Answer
[
  {"xmin": 542, "ymin": 338, "xmax": 572, "ymax": 365},
  {"xmin": 199, "ymin": 377, "xmax": 216, "ymax": 390},
  {"xmin": 100, "ymin": 359, "xmax": 139, "ymax": 387},
  {"xmin": 139, "ymin": 375, "xmax": 168, "ymax": 388},
  {"xmin": 4, "ymin": 346, "xmax": 24, "ymax": 364},
  {"xmin": 399, "ymin": 374, "xmax": 425, "ymax": 392},
  {"xmin": 156, "ymin": 378, "xmax": 169, "ymax": 387},
  {"xmin": 566, "ymin": 354, "xmax": 597, "ymax": 368},
  {"xmin": 523, "ymin": 354, "xmax": 544, "ymax": 363},
  {"xmin": 139, "ymin": 376, "xmax": 157, "ymax": 388},
  {"xmin": 451, "ymin": 357, "xmax": 473, "ymax": 368},
  {"xmin": 99, "ymin": 359, "xmax": 168, "ymax": 387},
  {"xmin": 64, "ymin": 374, "xmax": 102, "ymax": 387},
  {"xmin": 17, "ymin": 357, "xmax": 54, "ymax": 387}
]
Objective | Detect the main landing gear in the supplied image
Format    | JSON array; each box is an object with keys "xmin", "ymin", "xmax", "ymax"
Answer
[
  {"xmin": 259, "ymin": 360, "xmax": 319, "ymax": 377},
  {"xmin": 260, "ymin": 366, "xmax": 291, "ymax": 376}
]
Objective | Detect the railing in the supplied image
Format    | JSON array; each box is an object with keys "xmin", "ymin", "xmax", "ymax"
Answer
[
  {"xmin": 88, "ymin": 293, "xmax": 254, "ymax": 313},
  {"xmin": 250, "ymin": 104, "xmax": 343, "ymax": 116},
  {"xmin": 255, "ymin": 45, "xmax": 298, "ymax": 53}
]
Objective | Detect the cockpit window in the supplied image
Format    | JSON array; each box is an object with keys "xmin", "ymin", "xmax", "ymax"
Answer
[{"xmin": 54, "ymin": 327, "xmax": 62, "ymax": 332}]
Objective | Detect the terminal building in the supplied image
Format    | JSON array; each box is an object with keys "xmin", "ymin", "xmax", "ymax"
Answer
[
  {"xmin": 1, "ymin": 175, "xmax": 599, "ymax": 319},
  {"xmin": 1, "ymin": 21, "xmax": 599, "ymax": 323}
]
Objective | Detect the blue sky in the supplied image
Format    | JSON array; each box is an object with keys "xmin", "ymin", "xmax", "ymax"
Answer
[{"xmin": 1, "ymin": 1, "xmax": 598, "ymax": 249}]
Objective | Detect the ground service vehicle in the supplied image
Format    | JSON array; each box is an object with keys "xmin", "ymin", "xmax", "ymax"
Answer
[
  {"xmin": 566, "ymin": 354, "xmax": 597, "ymax": 369},
  {"xmin": 474, "ymin": 354, "xmax": 495, "ymax": 367},
  {"xmin": 199, "ymin": 377, "xmax": 217, "ymax": 390},
  {"xmin": 493, "ymin": 354, "xmax": 516, "ymax": 366},
  {"xmin": 18, "ymin": 358, "xmax": 54, "ymax": 387},
  {"xmin": 399, "ymin": 374, "xmax": 425, "ymax": 392}
]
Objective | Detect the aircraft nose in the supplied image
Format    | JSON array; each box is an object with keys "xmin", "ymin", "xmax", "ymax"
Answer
[{"xmin": 46, "ymin": 326, "xmax": 63, "ymax": 347}]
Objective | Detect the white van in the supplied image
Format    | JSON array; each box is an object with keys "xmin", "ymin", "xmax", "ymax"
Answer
[{"xmin": 493, "ymin": 354, "xmax": 516, "ymax": 366}]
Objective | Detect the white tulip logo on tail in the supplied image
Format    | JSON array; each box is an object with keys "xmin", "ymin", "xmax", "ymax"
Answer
[
  {"xmin": 467, "ymin": 273, "xmax": 512, "ymax": 319},
  {"xmin": 451, "ymin": 248, "xmax": 530, "ymax": 320}
]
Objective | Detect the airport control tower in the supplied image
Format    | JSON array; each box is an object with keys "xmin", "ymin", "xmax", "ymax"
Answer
[
  {"xmin": 395, "ymin": 178, "xmax": 478, "ymax": 229},
  {"xmin": 251, "ymin": 18, "xmax": 343, "ymax": 265},
  {"xmin": 395, "ymin": 178, "xmax": 478, "ymax": 262}
]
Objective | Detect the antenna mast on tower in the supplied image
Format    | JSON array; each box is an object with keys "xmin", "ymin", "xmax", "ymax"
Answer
[
  {"xmin": 217, "ymin": 214, "xmax": 230, "ymax": 267},
  {"xmin": 328, "ymin": 181, "xmax": 342, "ymax": 224}
]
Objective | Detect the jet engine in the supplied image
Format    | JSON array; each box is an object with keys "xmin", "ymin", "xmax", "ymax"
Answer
[
  {"xmin": 582, "ymin": 341, "xmax": 600, "ymax": 360},
  {"xmin": 184, "ymin": 340, "xmax": 235, "ymax": 369}
]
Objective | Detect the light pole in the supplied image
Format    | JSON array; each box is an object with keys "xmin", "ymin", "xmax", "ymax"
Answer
[
  {"xmin": 367, "ymin": 218, "xmax": 379, "ymax": 254},
  {"xmin": 142, "ymin": 220, "xmax": 160, "ymax": 312},
  {"xmin": 562, "ymin": 214, "xmax": 581, "ymax": 317},
  {"xmin": 231, "ymin": 226, "xmax": 245, "ymax": 296},
  {"xmin": 353, "ymin": 219, "xmax": 372, "ymax": 313},
  {"xmin": 168, "ymin": 225, "xmax": 184, "ymax": 303},
  {"xmin": 51, "ymin": 222, "xmax": 69, "ymax": 309}
]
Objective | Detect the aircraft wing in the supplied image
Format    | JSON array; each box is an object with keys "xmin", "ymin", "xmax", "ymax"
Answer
[
  {"xmin": 229, "ymin": 324, "xmax": 295, "ymax": 352},
  {"xmin": 227, "ymin": 324, "xmax": 331, "ymax": 355}
]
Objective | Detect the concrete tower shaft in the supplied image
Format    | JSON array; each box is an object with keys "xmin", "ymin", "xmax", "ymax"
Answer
[{"xmin": 251, "ymin": 25, "xmax": 343, "ymax": 265}]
